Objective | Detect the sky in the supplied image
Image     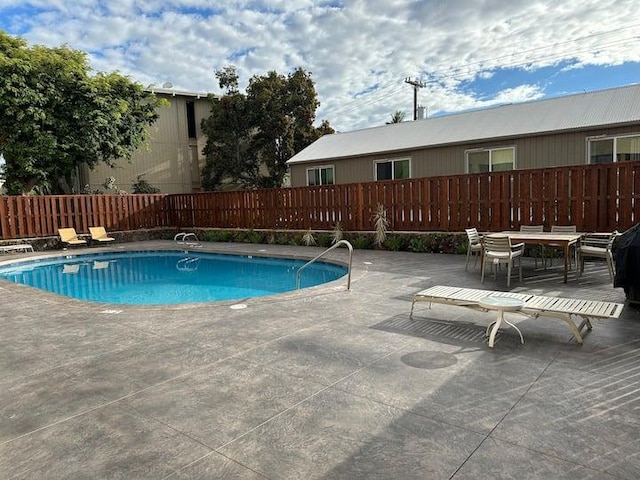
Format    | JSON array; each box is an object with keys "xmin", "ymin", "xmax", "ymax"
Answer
[{"xmin": 1, "ymin": 0, "xmax": 640, "ymax": 132}]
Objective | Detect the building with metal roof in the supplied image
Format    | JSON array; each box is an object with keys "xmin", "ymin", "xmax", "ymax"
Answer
[
  {"xmin": 78, "ymin": 88, "xmax": 213, "ymax": 194},
  {"xmin": 287, "ymin": 84, "xmax": 640, "ymax": 187}
]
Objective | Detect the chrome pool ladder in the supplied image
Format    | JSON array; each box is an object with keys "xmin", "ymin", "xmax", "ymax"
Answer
[
  {"xmin": 295, "ymin": 240, "xmax": 353, "ymax": 290},
  {"xmin": 176, "ymin": 257, "xmax": 200, "ymax": 272},
  {"xmin": 174, "ymin": 232, "xmax": 202, "ymax": 248}
]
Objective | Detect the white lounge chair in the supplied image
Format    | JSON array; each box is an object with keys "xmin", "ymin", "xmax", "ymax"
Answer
[
  {"xmin": 0, "ymin": 243, "xmax": 34, "ymax": 254},
  {"xmin": 410, "ymin": 285, "xmax": 624, "ymax": 346}
]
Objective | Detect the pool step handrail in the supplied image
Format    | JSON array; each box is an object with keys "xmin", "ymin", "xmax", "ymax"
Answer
[
  {"xmin": 174, "ymin": 232, "xmax": 202, "ymax": 247},
  {"xmin": 295, "ymin": 240, "xmax": 353, "ymax": 290},
  {"xmin": 176, "ymin": 257, "xmax": 200, "ymax": 272}
]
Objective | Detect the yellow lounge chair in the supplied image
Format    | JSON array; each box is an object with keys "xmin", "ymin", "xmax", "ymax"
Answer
[
  {"xmin": 89, "ymin": 226, "xmax": 115, "ymax": 243},
  {"xmin": 58, "ymin": 228, "xmax": 87, "ymax": 246}
]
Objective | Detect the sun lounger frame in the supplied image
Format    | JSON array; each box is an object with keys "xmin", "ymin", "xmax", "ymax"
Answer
[
  {"xmin": 0, "ymin": 244, "xmax": 34, "ymax": 254},
  {"xmin": 89, "ymin": 226, "xmax": 115, "ymax": 243},
  {"xmin": 58, "ymin": 228, "xmax": 87, "ymax": 246},
  {"xmin": 409, "ymin": 285, "xmax": 624, "ymax": 344}
]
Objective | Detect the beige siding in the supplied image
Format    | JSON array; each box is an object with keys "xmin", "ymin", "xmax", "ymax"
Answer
[
  {"xmin": 290, "ymin": 125, "xmax": 640, "ymax": 186},
  {"xmin": 80, "ymin": 93, "xmax": 211, "ymax": 194}
]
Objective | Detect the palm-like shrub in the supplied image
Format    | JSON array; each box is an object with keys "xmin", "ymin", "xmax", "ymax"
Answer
[{"xmin": 373, "ymin": 203, "xmax": 389, "ymax": 248}]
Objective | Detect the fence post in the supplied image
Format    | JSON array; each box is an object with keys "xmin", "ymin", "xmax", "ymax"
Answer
[{"xmin": 356, "ymin": 183, "xmax": 364, "ymax": 231}]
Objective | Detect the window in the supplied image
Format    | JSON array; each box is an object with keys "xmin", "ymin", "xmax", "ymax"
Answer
[
  {"xmin": 374, "ymin": 158, "xmax": 410, "ymax": 181},
  {"xmin": 466, "ymin": 147, "xmax": 515, "ymax": 173},
  {"xmin": 589, "ymin": 134, "xmax": 640, "ymax": 164},
  {"xmin": 307, "ymin": 165, "xmax": 334, "ymax": 186},
  {"xmin": 186, "ymin": 101, "xmax": 197, "ymax": 138}
]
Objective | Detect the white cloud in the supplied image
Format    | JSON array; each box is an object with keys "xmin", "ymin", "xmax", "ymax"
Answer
[{"xmin": 2, "ymin": 0, "xmax": 640, "ymax": 131}]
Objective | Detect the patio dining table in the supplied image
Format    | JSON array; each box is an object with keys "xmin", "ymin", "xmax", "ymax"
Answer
[{"xmin": 496, "ymin": 231, "xmax": 582, "ymax": 283}]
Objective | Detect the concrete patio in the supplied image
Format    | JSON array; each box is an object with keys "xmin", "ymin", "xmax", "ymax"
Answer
[{"xmin": 0, "ymin": 241, "xmax": 638, "ymax": 479}]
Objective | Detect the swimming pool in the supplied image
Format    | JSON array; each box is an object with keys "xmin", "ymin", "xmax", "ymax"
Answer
[{"xmin": 0, "ymin": 250, "xmax": 348, "ymax": 305}]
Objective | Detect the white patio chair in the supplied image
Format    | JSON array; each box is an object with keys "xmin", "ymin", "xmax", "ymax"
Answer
[
  {"xmin": 520, "ymin": 225, "xmax": 545, "ymax": 268},
  {"xmin": 548, "ymin": 225, "xmax": 578, "ymax": 268},
  {"xmin": 481, "ymin": 235, "xmax": 525, "ymax": 288},
  {"xmin": 578, "ymin": 231, "xmax": 618, "ymax": 281},
  {"xmin": 464, "ymin": 227, "xmax": 483, "ymax": 271}
]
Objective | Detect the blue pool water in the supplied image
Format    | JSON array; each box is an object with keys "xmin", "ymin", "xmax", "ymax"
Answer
[{"xmin": 0, "ymin": 250, "xmax": 347, "ymax": 305}]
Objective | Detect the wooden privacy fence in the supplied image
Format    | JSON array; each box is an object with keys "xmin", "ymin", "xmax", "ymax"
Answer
[
  {"xmin": 0, "ymin": 194, "xmax": 169, "ymax": 239},
  {"xmin": 1, "ymin": 162, "xmax": 639, "ymax": 240},
  {"xmin": 172, "ymin": 161, "xmax": 640, "ymax": 233}
]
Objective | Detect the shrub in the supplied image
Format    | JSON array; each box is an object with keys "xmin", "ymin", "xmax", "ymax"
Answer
[
  {"xmin": 409, "ymin": 235, "xmax": 428, "ymax": 253},
  {"xmin": 373, "ymin": 203, "xmax": 389, "ymax": 248},
  {"xmin": 132, "ymin": 174, "xmax": 160, "ymax": 194},
  {"xmin": 232, "ymin": 230, "xmax": 248, "ymax": 243},
  {"xmin": 201, "ymin": 230, "xmax": 233, "ymax": 242},
  {"xmin": 302, "ymin": 229, "xmax": 317, "ymax": 246},
  {"xmin": 289, "ymin": 233, "xmax": 305, "ymax": 246},
  {"xmin": 351, "ymin": 234, "xmax": 373, "ymax": 249},
  {"xmin": 316, "ymin": 232, "xmax": 332, "ymax": 247},
  {"xmin": 384, "ymin": 234, "xmax": 406, "ymax": 251},
  {"xmin": 331, "ymin": 222, "xmax": 344, "ymax": 244},
  {"xmin": 274, "ymin": 233, "xmax": 292, "ymax": 245},
  {"xmin": 246, "ymin": 230, "xmax": 265, "ymax": 244}
]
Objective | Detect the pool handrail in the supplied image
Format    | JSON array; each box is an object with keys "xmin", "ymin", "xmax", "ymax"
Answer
[
  {"xmin": 174, "ymin": 232, "xmax": 202, "ymax": 247},
  {"xmin": 295, "ymin": 240, "xmax": 352, "ymax": 290}
]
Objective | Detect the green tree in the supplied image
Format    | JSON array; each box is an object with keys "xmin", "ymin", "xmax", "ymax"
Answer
[
  {"xmin": 200, "ymin": 67, "xmax": 255, "ymax": 190},
  {"xmin": 201, "ymin": 66, "xmax": 333, "ymax": 190},
  {"xmin": 386, "ymin": 110, "xmax": 406, "ymax": 124},
  {"xmin": 0, "ymin": 31, "xmax": 164, "ymax": 194}
]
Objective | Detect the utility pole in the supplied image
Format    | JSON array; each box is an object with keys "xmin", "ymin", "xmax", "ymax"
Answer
[{"xmin": 404, "ymin": 77, "xmax": 426, "ymax": 120}]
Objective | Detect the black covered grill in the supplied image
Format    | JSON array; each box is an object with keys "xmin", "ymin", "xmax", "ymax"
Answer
[{"xmin": 614, "ymin": 224, "xmax": 640, "ymax": 303}]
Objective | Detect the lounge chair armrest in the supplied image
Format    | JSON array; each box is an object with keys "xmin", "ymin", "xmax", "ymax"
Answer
[{"xmin": 511, "ymin": 242, "xmax": 525, "ymax": 250}]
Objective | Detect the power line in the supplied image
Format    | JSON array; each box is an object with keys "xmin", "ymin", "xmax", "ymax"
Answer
[{"xmin": 320, "ymin": 28, "xmax": 639, "ymax": 120}]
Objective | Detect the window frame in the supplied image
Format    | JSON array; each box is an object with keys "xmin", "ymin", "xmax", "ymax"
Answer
[
  {"xmin": 373, "ymin": 157, "xmax": 411, "ymax": 181},
  {"xmin": 587, "ymin": 133, "xmax": 640, "ymax": 164},
  {"xmin": 306, "ymin": 165, "xmax": 335, "ymax": 186},
  {"xmin": 465, "ymin": 146, "xmax": 516, "ymax": 173}
]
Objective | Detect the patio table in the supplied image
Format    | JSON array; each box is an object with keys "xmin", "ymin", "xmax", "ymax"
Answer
[
  {"xmin": 498, "ymin": 231, "xmax": 582, "ymax": 283},
  {"xmin": 479, "ymin": 295, "xmax": 525, "ymax": 347}
]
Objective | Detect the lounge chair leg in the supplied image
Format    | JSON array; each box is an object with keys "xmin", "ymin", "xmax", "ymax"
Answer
[{"xmin": 534, "ymin": 312, "xmax": 585, "ymax": 344}]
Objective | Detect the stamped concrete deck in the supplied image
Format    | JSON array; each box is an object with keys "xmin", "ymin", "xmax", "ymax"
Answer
[{"xmin": 0, "ymin": 241, "xmax": 638, "ymax": 479}]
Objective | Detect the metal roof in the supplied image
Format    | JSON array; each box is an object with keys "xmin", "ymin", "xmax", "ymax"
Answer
[
  {"xmin": 146, "ymin": 87, "xmax": 212, "ymax": 99},
  {"xmin": 288, "ymin": 83, "xmax": 640, "ymax": 164}
]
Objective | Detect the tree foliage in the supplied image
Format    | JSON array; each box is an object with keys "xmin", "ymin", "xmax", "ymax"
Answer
[
  {"xmin": 387, "ymin": 110, "xmax": 406, "ymax": 124},
  {"xmin": 0, "ymin": 31, "xmax": 164, "ymax": 194},
  {"xmin": 201, "ymin": 66, "xmax": 334, "ymax": 190},
  {"xmin": 201, "ymin": 68, "xmax": 255, "ymax": 190}
]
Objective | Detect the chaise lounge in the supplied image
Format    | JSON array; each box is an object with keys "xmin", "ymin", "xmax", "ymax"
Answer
[
  {"xmin": 410, "ymin": 285, "xmax": 624, "ymax": 346},
  {"xmin": 89, "ymin": 226, "xmax": 115, "ymax": 243},
  {"xmin": 58, "ymin": 228, "xmax": 87, "ymax": 247},
  {"xmin": 0, "ymin": 243, "xmax": 34, "ymax": 254}
]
